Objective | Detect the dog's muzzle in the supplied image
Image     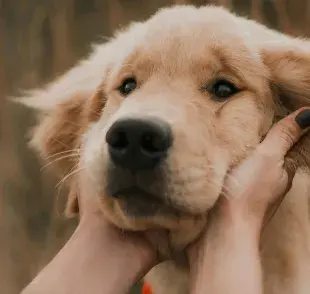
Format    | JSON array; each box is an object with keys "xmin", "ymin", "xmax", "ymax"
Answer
[{"xmin": 104, "ymin": 117, "xmax": 173, "ymax": 216}]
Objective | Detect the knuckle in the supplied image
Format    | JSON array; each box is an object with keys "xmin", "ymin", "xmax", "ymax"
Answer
[{"xmin": 276, "ymin": 119, "xmax": 299, "ymax": 146}]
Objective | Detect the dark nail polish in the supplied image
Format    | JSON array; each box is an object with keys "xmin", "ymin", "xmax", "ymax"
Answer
[{"xmin": 295, "ymin": 109, "xmax": 310, "ymax": 129}]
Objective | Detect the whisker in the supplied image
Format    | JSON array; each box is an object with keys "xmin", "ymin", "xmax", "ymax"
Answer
[
  {"xmin": 51, "ymin": 137, "xmax": 71, "ymax": 149},
  {"xmin": 56, "ymin": 166, "xmax": 85, "ymax": 190},
  {"xmin": 54, "ymin": 163, "xmax": 81, "ymax": 215},
  {"xmin": 64, "ymin": 120, "xmax": 82, "ymax": 127},
  {"xmin": 45, "ymin": 149, "xmax": 80, "ymax": 160},
  {"xmin": 41, "ymin": 154, "xmax": 79, "ymax": 171}
]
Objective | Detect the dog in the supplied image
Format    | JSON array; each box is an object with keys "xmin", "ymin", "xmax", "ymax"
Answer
[{"xmin": 19, "ymin": 5, "xmax": 310, "ymax": 294}]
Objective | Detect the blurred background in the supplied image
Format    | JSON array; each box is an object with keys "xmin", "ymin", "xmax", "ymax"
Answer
[{"xmin": 0, "ymin": 0, "xmax": 310, "ymax": 293}]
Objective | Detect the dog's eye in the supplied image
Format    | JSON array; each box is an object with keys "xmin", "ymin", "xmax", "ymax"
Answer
[
  {"xmin": 211, "ymin": 80, "xmax": 239, "ymax": 100},
  {"xmin": 118, "ymin": 78, "xmax": 137, "ymax": 96}
]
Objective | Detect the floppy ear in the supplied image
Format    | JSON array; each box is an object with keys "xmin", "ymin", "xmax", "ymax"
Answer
[
  {"xmin": 262, "ymin": 39, "xmax": 310, "ymax": 172},
  {"xmin": 30, "ymin": 90, "xmax": 106, "ymax": 217},
  {"xmin": 16, "ymin": 44, "xmax": 110, "ymax": 217},
  {"xmin": 15, "ymin": 21, "xmax": 144, "ymax": 216}
]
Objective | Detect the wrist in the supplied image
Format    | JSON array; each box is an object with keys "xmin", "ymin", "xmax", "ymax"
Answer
[
  {"xmin": 222, "ymin": 210, "xmax": 262, "ymax": 243},
  {"xmin": 23, "ymin": 213, "xmax": 155, "ymax": 294},
  {"xmin": 78, "ymin": 214, "xmax": 156, "ymax": 284},
  {"xmin": 187, "ymin": 214, "xmax": 258, "ymax": 269},
  {"xmin": 188, "ymin": 210, "xmax": 262, "ymax": 294},
  {"xmin": 219, "ymin": 199, "xmax": 264, "ymax": 236}
]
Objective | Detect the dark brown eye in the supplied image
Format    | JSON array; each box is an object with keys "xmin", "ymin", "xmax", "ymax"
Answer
[
  {"xmin": 118, "ymin": 78, "xmax": 137, "ymax": 96},
  {"xmin": 211, "ymin": 80, "xmax": 239, "ymax": 100}
]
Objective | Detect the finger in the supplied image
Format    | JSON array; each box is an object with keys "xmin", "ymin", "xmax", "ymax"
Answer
[
  {"xmin": 257, "ymin": 107, "xmax": 310, "ymax": 158},
  {"xmin": 261, "ymin": 170, "xmax": 292, "ymax": 232}
]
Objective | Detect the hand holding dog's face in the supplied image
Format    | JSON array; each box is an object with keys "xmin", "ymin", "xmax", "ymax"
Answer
[{"xmin": 21, "ymin": 5, "xmax": 310, "ymax": 254}]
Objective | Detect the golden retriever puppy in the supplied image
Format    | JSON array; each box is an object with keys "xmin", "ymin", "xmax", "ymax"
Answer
[{"xmin": 19, "ymin": 5, "xmax": 310, "ymax": 294}]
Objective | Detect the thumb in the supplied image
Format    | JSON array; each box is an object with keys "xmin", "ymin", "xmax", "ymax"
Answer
[{"xmin": 257, "ymin": 108, "xmax": 310, "ymax": 159}]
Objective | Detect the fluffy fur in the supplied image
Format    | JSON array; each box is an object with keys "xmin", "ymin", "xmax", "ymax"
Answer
[{"xmin": 19, "ymin": 5, "xmax": 310, "ymax": 294}]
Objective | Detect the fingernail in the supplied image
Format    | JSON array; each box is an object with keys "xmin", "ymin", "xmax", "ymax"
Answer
[{"xmin": 295, "ymin": 109, "xmax": 310, "ymax": 129}]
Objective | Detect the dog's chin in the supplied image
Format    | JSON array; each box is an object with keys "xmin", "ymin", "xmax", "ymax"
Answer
[
  {"xmin": 103, "ymin": 194, "xmax": 207, "ymax": 258},
  {"xmin": 102, "ymin": 187, "xmax": 201, "ymax": 233},
  {"xmin": 112, "ymin": 187, "xmax": 180, "ymax": 218}
]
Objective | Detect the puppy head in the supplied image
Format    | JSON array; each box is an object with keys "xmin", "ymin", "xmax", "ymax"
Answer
[{"xmin": 20, "ymin": 5, "xmax": 310, "ymax": 253}]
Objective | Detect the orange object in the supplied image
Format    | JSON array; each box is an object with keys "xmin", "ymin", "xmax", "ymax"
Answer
[{"xmin": 142, "ymin": 282, "xmax": 153, "ymax": 294}]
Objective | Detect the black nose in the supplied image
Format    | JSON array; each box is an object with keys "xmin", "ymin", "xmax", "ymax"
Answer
[{"xmin": 106, "ymin": 118, "xmax": 172, "ymax": 171}]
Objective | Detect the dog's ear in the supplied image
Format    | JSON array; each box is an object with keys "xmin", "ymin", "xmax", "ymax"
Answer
[
  {"xmin": 15, "ymin": 44, "xmax": 110, "ymax": 217},
  {"xmin": 262, "ymin": 39, "xmax": 310, "ymax": 172}
]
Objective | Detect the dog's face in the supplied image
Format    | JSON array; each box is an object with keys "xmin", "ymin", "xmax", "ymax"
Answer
[
  {"xmin": 21, "ymin": 5, "xmax": 310, "ymax": 251},
  {"xmin": 82, "ymin": 7, "xmax": 273, "ymax": 229}
]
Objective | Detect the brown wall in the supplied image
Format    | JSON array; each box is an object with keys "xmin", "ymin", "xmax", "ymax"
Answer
[{"xmin": 1, "ymin": 0, "xmax": 309, "ymax": 293}]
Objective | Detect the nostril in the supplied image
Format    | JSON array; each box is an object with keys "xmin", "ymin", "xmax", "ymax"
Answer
[
  {"xmin": 112, "ymin": 131, "xmax": 128, "ymax": 150},
  {"xmin": 106, "ymin": 129, "xmax": 129, "ymax": 151},
  {"xmin": 140, "ymin": 129, "xmax": 171, "ymax": 156},
  {"xmin": 141, "ymin": 132, "xmax": 160, "ymax": 153}
]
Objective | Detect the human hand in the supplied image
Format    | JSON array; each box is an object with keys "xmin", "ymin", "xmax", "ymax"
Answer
[
  {"xmin": 22, "ymin": 174, "xmax": 158, "ymax": 294},
  {"xmin": 215, "ymin": 107, "xmax": 310, "ymax": 230},
  {"xmin": 186, "ymin": 108, "xmax": 310, "ymax": 294},
  {"xmin": 187, "ymin": 108, "xmax": 310, "ymax": 260},
  {"xmin": 76, "ymin": 173, "xmax": 159, "ymax": 277}
]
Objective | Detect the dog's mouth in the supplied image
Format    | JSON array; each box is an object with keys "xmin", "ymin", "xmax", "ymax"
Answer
[
  {"xmin": 111, "ymin": 186, "xmax": 179, "ymax": 217},
  {"xmin": 105, "ymin": 163, "xmax": 179, "ymax": 217},
  {"xmin": 105, "ymin": 163, "xmax": 214, "ymax": 219}
]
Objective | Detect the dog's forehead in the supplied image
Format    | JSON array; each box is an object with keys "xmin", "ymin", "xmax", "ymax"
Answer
[
  {"xmin": 109, "ymin": 6, "xmax": 266, "ymax": 83},
  {"xmin": 143, "ymin": 6, "xmax": 246, "ymax": 52}
]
